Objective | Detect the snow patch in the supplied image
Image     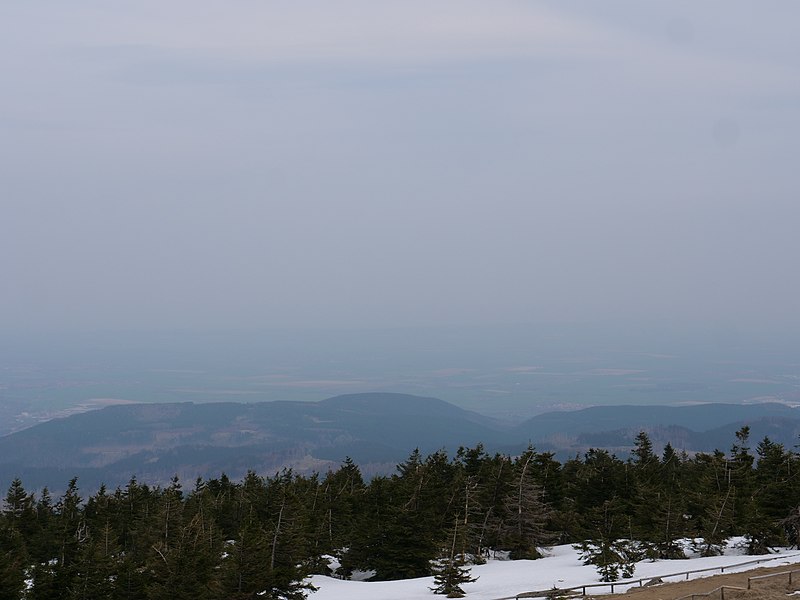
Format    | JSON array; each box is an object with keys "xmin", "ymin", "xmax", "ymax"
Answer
[{"xmin": 308, "ymin": 540, "xmax": 800, "ymax": 600}]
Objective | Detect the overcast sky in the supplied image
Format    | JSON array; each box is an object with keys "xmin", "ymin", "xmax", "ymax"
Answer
[{"xmin": 2, "ymin": 1, "xmax": 799, "ymax": 333}]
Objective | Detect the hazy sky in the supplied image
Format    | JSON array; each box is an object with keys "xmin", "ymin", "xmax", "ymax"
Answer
[{"xmin": 2, "ymin": 1, "xmax": 799, "ymax": 333}]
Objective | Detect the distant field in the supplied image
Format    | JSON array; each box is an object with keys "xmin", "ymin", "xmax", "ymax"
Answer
[{"xmin": 2, "ymin": 326, "xmax": 798, "ymax": 436}]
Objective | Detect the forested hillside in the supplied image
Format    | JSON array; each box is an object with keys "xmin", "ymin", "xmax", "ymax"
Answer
[
  {"xmin": 2, "ymin": 394, "xmax": 799, "ymax": 492},
  {"xmin": 2, "ymin": 428, "xmax": 799, "ymax": 599}
]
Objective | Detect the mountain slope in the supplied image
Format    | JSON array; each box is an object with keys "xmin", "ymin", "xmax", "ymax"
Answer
[
  {"xmin": 1, "ymin": 395, "xmax": 798, "ymax": 491},
  {"xmin": 512, "ymin": 402, "xmax": 798, "ymax": 439},
  {"xmin": 0, "ymin": 393, "xmax": 504, "ymax": 489}
]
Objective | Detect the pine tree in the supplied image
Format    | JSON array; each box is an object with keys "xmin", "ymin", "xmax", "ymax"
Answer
[
  {"xmin": 4, "ymin": 478, "xmax": 31, "ymax": 519},
  {"xmin": 576, "ymin": 497, "xmax": 638, "ymax": 582},
  {"xmin": 27, "ymin": 487, "xmax": 59, "ymax": 600},
  {"xmin": 468, "ymin": 450, "xmax": 512, "ymax": 558},
  {"xmin": 729, "ymin": 426, "xmax": 756, "ymax": 534},
  {"xmin": 318, "ymin": 457, "xmax": 365, "ymax": 564},
  {"xmin": 220, "ymin": 508, "xmax": 272, "ymax": 599},
  {"xmin": 355, "ymin": 450, "xmax": 443, "ymax": 580},
  {"xmin": 577, "ymin": 537, "xmax": 638, "ymax": 582},
  {"xmin": 146, "ymin": 511, "xmax": 220, "ymax": 600},
  {"xmin": 67, "ymin": 484, "xmax": 121, "ymax": 600},
  {"xmin": 564, "ymin": 449, "xmax": 628, "ymax": 544},
  {"xmin": 233, "ymin": 469, "xmax": 316, "ymax": 600},
  {"xmin": 0, "ymin": 519, "xmax": 27, "ymax": 600},
  {"xmin": 67, "ymin": 525, "xmax": 119, "ymax": 600},
  {"xmin": 552, "ymin": 456, "xmax": 586, "ymax": 542},
  {"xmin": 499, "ymin": 447, "xmax": 551, "ymax": 559},
  {"xmin": 115, "ymin": 477, "xmax": 156, "ymax": 600},
  {"xmin": 430, "ymin": 516, "xmax": 478, "ymax": 598},
  {"xmin": 201, "ymin": 473, "xmax": 239, "ymax": 541},
  {"xmin": 630, "ymin": 434, "xmax": 686, "ymax": 559},
  {"xmin": 688, "ymin": 450, "xmax": 733, "ymax": 556},
  {"xmin": 781, "ymin": 506, "xmax": 800, "ymax": 548},
  {"xmin": 1, "ymin": 477, "xmax": 34, "ymax": 598},
  {"xmin": 745, "ymin": 437, "xmax": 792, "ymax": 553},
  {"xmin": 54, "ymin": 477, "xmax": 87, "ymax": 597}
]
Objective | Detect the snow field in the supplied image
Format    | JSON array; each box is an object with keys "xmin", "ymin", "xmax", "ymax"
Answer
[{"xmin": 308, "ymin": 540, "xmax": 800, "ymax": 600}]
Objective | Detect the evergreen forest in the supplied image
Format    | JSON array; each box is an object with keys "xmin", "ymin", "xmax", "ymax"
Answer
[{"xmin": 2, "ymin": 427, "xmax": 800, "ymax": 599}]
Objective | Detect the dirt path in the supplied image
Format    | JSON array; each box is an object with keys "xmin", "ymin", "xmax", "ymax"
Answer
[{"xmin": 597, "ymin": 563, "xmax": 800, "ymax": 600}]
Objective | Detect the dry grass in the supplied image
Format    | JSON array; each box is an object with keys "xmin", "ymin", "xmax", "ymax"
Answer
[{"xmin": 593, "ymin": 564, "xmax": 800, "ymax": 600}]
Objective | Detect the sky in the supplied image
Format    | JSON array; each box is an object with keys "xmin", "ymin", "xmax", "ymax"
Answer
[{"xmin": 2, "ymin": 1, "xmax": 799, "ymax": 333}]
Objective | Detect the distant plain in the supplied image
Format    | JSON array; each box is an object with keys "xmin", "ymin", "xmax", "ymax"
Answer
[{"xmin": 2, "ymin": 323, "xmax": 798, "ymax": 437}]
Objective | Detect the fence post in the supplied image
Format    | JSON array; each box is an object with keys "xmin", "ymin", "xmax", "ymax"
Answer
[
  {"xmin": 747, "ymin": 578, "xmax": 751, "ymax": 590},
  {"xmin": 582, "ymin": 586, "xmax": 586, "ymax": 595},
  {"xmin": 611, "ymin": 584, "xmax": 614, "ymax": 594},
  {"xmin": 720, "ymin": 586, "xmax": 725, "ymax": 600}
]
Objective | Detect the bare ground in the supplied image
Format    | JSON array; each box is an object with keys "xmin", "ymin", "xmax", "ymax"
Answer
[{"xmin": 595, "ymin": 564, "xmax": 800, "ymax": 600}]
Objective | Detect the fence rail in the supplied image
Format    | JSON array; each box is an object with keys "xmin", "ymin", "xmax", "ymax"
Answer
[
  {"xmin": 488, "ymin": 552, "xmax": 800, "ymax": 600},
  {"xmin": 674, "ymin": 585, "xmax": 746, "ymax": 600},
  {"xmin": 672, "ymin": 568, "xmax": 800, "ymax": 600},
  {"xmin": 747, "ymin": 568, "xmax": 800, "ymax": 589}
]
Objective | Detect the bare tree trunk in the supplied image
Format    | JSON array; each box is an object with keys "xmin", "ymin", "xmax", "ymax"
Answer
[{"xmin": 271, "ymin": 500, "xmax": 285, "ymax": 572}]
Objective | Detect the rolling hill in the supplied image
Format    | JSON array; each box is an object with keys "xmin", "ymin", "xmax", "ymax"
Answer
[{"xmin": 1, "ymin": 393, "xmax": 798, "ymax": 491}]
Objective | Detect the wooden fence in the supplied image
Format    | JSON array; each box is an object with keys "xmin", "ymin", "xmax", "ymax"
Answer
[
  {"xmin": 746, "ymin": 568, "xmax": 800, "ymax": 590},
  {"xmin": 488, "ymin": 552, "xmax": 800, "ymax": 600},
  {"xmin": 672, "ymin": 568, "xmax": 800, "ymax": 600},
  {"xmin": 673, "ymin": 584, "xmax": 746, "ymax": 600}
]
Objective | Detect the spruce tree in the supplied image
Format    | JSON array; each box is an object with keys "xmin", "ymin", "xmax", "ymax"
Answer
[
  {"xmin": 318, "ymin": 457, "xmax": 365, "ymax": 561},
  {"xmin": 0, "ymin": 520, "xmax": 27, "ymax": 600},
  {"xmin": 358, "ymin": 450, "xmax": 442, "ymax": 580},
  {"xmin": 745, "ymin": 437, "xmax": 792, "ymax": 552},
  {"xmin": 688, "ymin": 451, "xmax": 733, "ymax": 556},
  {"xmin": 115, "ymin": 478, "xmax": 156, "ymax": 600},
  {"xmin": 473, "ymin": 452, "xmax": 513, "ymax": 556},
  {"xmin": 67, "ymin": 484, "xmax": 121, "ymax": 600},
  {"xmin": 430, "ymin": 516, "xmax": 478, "ymax": 598},
  {"xmin": 67, "ymin": 526, "xmax": 119, "ymax": 600},
  {"xmin": 1, "ymin": 477, "xmax": 35, "ymax": 597},
  {"xmin": 499, "ymin": 447, "xmax": 551, "ymax": 559},
  {"xmin": 220, "ymin": 509, "xmax": 272, "ymax": 599},
  {"xmin": 577, "ymin": 537, "xmax": 637, "ymax": 582},
  {"xmin": 630, "ymin": 434, "xmax": 686, "ymax": 559},
  {"xmin": 145, "ymin": 511, "xmax": 220, "ymax": 600},
  {"xmin": 259, "ymin": 470, "xmax": 316, "ymax": 599},
  {"xmin": 729, "ymin": 427, "xmax": 756, "ymax": 534}
]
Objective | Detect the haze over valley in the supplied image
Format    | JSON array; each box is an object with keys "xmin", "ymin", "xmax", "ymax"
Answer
[
  {"xmin": 4, "ymin": 3, "xmax": 800, "ymax": 599},
  {"xmin": 2, "ymin": 324, "xmax": 799, "ymax": 438}
]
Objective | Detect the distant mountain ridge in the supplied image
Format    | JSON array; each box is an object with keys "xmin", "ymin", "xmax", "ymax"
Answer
[
  {"xmin": 1, "ymin": 393, "xmax": 798, "ymax": 491},
  {"xmin": 513, "ymin": 402, "xmax": 799, "ymax": 438}
]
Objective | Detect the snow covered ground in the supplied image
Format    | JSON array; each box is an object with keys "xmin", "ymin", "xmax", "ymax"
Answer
[{"xmin": 308, "ymin": 540, "xmax": 800, "ymax": 600}]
